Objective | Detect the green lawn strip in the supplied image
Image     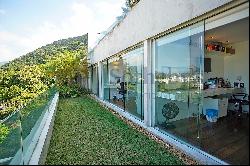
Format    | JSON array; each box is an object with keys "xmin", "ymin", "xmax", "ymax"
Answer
[{"xmin": 45, "ymin": 96, "xmax": 184, "ymax": 165}]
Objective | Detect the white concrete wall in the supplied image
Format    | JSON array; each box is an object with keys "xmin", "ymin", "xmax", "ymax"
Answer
[
  {"xmin": 224, "ymin": 40, "xmax": 249, "ymax": 93},
  {"xmin": 204, "ymin": 40, "xmax": 249, "ymax": 93},
  {"xmin": 92, "ymin": 0, "xmax": 232, "ymax": 63},
  {"xmin": 204, "ymin": 53, "xmax": 225, "ymax": 81}
]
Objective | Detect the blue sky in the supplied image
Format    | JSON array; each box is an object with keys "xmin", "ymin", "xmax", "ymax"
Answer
[{"xmin": 0, "ymin": 0, "xmax": 125, "ymax": 62}]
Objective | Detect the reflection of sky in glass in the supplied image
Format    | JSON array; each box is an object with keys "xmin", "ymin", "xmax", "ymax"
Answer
[
  {"xmin": 123, "ymin": 47, "xmax": 143, "ymax": 66},
  {"xmin": 156, "ymin": 33, "xmax": 203, "ymax": 75},
  {"xmin": 123, "ymin": 47, "xmax": 143, "ymax": 83},
  {"xmin": 156, "ymin": 37, "xmax": 190, "ymax": 73}
]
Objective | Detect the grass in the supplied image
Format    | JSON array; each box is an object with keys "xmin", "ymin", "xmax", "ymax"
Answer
[{"xmin": 45, "ymin": 96, "xmax": 184, "ymax": 165}]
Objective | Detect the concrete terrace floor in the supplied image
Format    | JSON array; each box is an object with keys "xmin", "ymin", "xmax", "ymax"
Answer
[{"xmin": 45, "ymin": 96, "xmax": 186, "ymax": 165}]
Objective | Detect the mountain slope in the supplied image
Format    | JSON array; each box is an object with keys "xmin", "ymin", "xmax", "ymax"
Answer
[
  {"xmin": 0, "ymin": 34, "xmax": 88, "ymax": 119},
  {"xmin": 1, "ymin": 34, "xmax": 88, "ymax": 69}
]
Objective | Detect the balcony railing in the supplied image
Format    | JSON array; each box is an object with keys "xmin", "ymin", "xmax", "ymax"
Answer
[{"xmin": 0, "ymin": 88, "xmax": 59, "ymax": 165}]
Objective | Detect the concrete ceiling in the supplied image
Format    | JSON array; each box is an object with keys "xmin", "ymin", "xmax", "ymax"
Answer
[{"xmin": 205, "ymin": 17, "xmax": 249, "ymax": 44}]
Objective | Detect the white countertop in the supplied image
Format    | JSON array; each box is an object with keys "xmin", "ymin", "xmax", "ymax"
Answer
[{"xmin": 203, "ymin": 87, "xmax": 234, "ymax": 97}]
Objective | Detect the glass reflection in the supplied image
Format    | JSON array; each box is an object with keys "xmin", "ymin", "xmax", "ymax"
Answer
[
  {"xmin": 110, "ymin": 57, "xmax": 125, "ymax": 108},
  {"xmin": 101, "ymin": 47, "xmax": 144, "ymax": 119},
  {"xmin": 91, "ymin": 65, "xmax": 99, "ymax": 96},
  {"xmin": 123, "ymin": 48, "xmax": 144, "ymax": 119},
  {"xmin": 155, "ymin": 23, "xmax": 204, "ymax": 145}
]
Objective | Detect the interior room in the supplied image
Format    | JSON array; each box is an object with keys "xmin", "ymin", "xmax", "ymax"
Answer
[
  {"xmin": 108, "ymin": 58, "xmax": 126, "ymax": 108},
  {"xmin": 155, "ymin": 14, "xmax": 249, "ymax": 165},
  {"xmin": 200, "ymin": 16, "xmax": 249, "ymax": 164}
]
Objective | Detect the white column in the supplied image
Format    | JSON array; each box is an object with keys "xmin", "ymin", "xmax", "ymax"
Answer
[
  {"xmin": 151, "ymin": 39, "xmax": 156, "ymax": 127},
  {"xmin": 144, "ymin": 39, "xmax": 155, "ymax": 127}
]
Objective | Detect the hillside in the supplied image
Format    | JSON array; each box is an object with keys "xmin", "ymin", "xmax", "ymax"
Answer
[
  {"xmin": 1, "ymin": 34, "xmax": 88, "ymax": 69},
  {"xmin": 0, "ymin": 34, "xmax": 88, "ymax": 120}
]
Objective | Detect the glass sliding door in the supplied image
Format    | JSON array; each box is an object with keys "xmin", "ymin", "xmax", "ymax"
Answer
[
  {"xmin": 88, "ymin": 66, "xmax": 92, "ymax": 91},
  {"xmin": 123, "ymin": 47, "xmax": 144, "ymax": 120},
  {"xmin": 188, "ymin": 23, "xmax": 204, "ymax": 145},
  {"xmin": 91, "ymin": 64, "xmax": 99, "ymax": 96},
  {"xmin": 102, "ymin": 60, "xmax": 110, "ymax": 101},
  {"xmin": 101, "ymin": 47, "xmax": 144, "ymax": 120},
  {"xmin": 154, "ymin": 22, "xmax": 204, "ymax": 145},
  {"xmin": 107, "ymin": 56, "xmax": 125, "ymax": 109}
]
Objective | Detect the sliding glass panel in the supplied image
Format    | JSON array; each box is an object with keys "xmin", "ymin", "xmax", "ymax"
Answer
[
  {"xmin": 88, "ymin": 67, "xmax": 92, "ymax": 91},
  {"xmin": 102, "ymin": 60, "xmax": 110, "ymax": 101},
  {"xmin": 155, "ymin": 22, "xmax": 204, "ymax": 145},
  {"xmin": 189, "ymin": 23, "xmax": 204, "ymax": 146},
  {"xmin": 107, "ymin": 56, "xmax": 125, "ymax": 109},
  {"xmin": 201, "ymin": 16, "xmax": 249, "ymax": 165},
  {"xmin": 92, "ymin": 65, "xmax": 99, "ymax": 96},
  {"xmin": 123, "ymin": 47, "xmax": 144, "ymax": 120}
]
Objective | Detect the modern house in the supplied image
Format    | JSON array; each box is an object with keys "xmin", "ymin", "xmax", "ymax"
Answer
[{"xmin": 88, "ymin": 0, "xmax": 249, "ymax": 165}]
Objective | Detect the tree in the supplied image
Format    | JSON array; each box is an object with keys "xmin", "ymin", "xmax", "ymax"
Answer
[
  {"xmin": 44, "ymin": 48, "xmax": 87, "ymax": 86},
  {"xmin": 0, "ymin": 34, "xmax": 88, "ymax": 119}
]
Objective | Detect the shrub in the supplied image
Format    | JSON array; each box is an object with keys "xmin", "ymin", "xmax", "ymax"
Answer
[
  {"xmin": 0, "ymin": 123, "xmax": 10, "ymax": 143},
  {"xmin": 57, "ymin": 83, "xmax": 91, "ymax": 98}
]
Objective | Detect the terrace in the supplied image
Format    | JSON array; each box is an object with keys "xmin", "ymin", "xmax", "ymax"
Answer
[{"xmin": 0, "ymin": 91, "xmax": 195, "ymax": 165}]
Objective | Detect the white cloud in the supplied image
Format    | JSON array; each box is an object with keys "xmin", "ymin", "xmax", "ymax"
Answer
[
  {"xmin": 0, "ymin": 31, "xmax": 32, "ymax": 61},
  {"xmin": 0, "ymin": 0, "xmax": 124, "ymax": 62},
  {"xmin": 0, "ymin": 45, "xmax": 12, "ymax": 62}
]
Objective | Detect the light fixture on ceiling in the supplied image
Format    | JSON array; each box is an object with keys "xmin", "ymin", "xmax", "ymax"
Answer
[
  {"xmin": 112, "ymin": 61, "xmax": 120, "ymax": 65},
  {"xmin": 226, "ymin": 40, "xmax": 230, "ymax": 43},
  {"xmin": 209, "ymin": 36, "xmax": 214, "ymax": 39}
]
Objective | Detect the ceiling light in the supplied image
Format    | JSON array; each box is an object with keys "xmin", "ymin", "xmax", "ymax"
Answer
[
  {"xmin": 209, "ymin": 36, "xmax": 214, "ymax": 39},
  {"xmin": 226, "ymin": 40, "xmax": 229, "ymax": 43}
]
